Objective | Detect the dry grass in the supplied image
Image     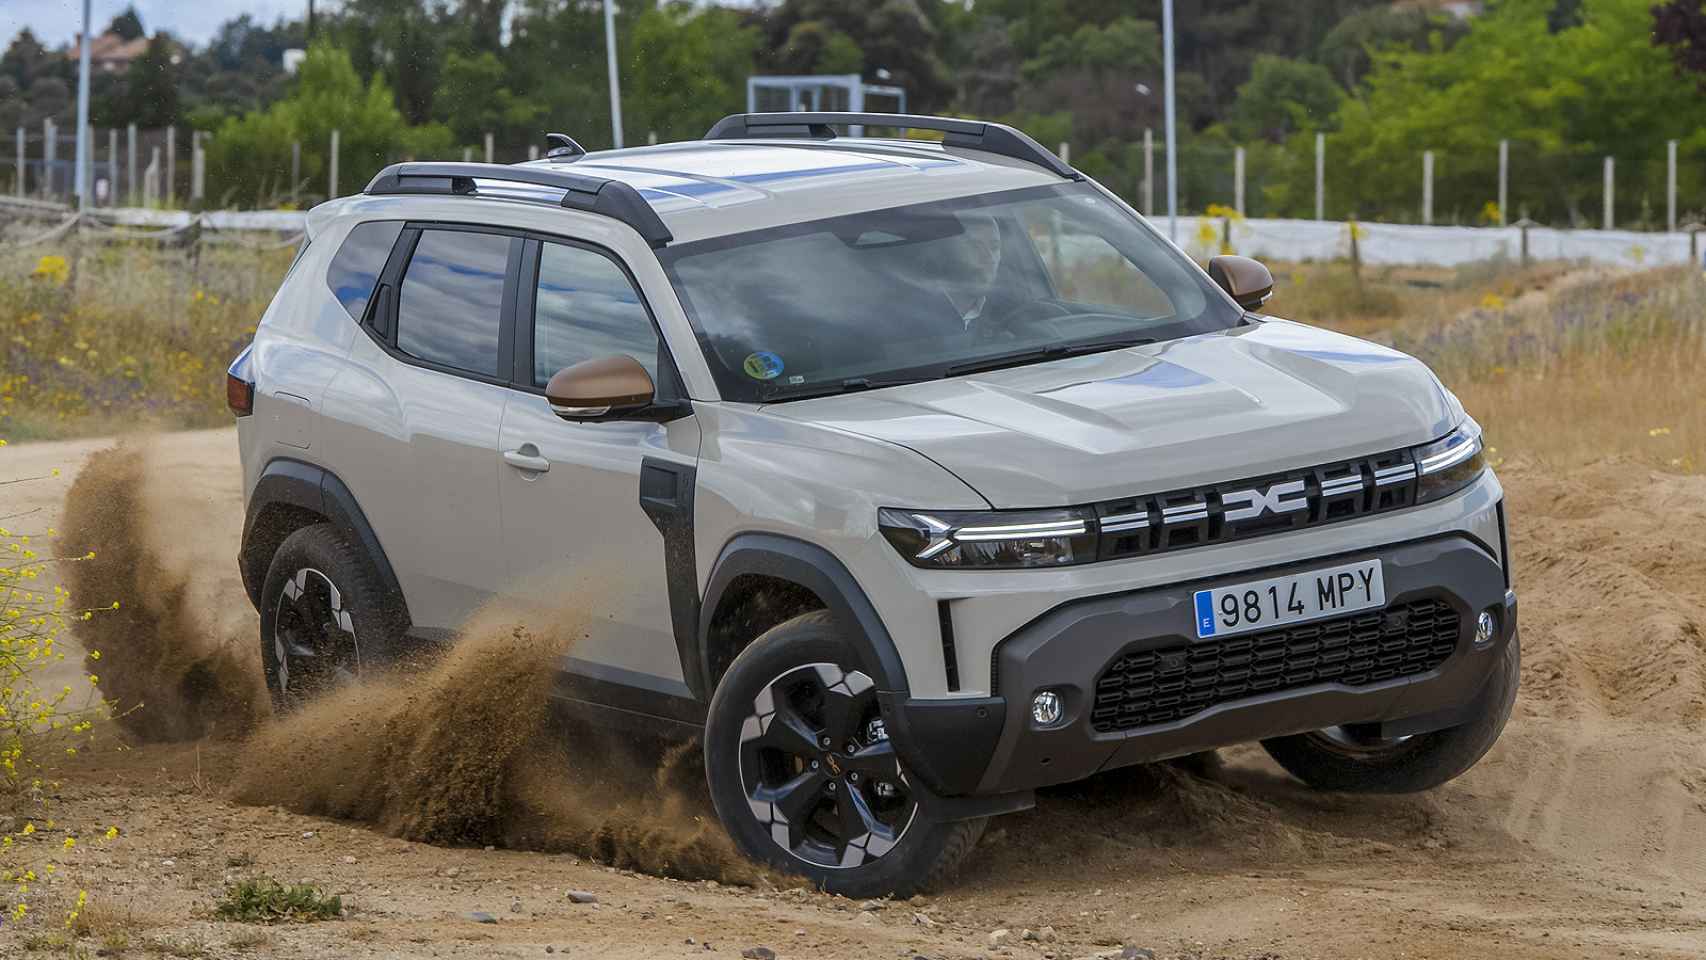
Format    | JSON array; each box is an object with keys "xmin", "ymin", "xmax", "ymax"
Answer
[
  {"xmin": 0, "ymin": 240, "xmax": 292, "ymax": 441},
  {"xmin": 1265, "ymin": 258, "xmax": 1575, "ymax": 338},
  {"xmin": 1282, "ymin": 261, "xmax": 1706, "ymax": 474}
]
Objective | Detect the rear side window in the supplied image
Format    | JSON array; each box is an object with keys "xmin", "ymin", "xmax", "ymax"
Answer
[
  {"xmin": 396, "ymin": 229, "xmax": 513, "ymax": 377},
  {"xmin": 325, "ymin": 220, "xmax": 403, "ymax": 321}
]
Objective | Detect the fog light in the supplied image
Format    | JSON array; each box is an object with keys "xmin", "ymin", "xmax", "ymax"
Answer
[
  {"xmin": 1031, "ymin": 691, "xmax": 1063, "ymax": 726},
  {"xmin": 1475, "ymin": 611, "xmax": 1496, "ymax": 647}
]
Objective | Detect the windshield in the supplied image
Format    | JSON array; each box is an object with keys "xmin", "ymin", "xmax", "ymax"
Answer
[{"xmin": 659, "ymin": 183, "xmax": 1242, "ymax": 402}]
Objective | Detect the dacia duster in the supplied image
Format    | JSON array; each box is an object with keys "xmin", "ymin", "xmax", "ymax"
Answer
[{"xmin": 231, "ymin": 113, "xmax": 1518, "ymax": 896}]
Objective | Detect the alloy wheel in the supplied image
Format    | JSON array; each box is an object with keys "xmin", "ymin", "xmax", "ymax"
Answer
[
  {"xmin": 737, "ymin": 662, "xmax": 916, "ymax": 868},
  {"xmin": 272, "ymin": 567, "xmax": 361, "ymax": 702}
]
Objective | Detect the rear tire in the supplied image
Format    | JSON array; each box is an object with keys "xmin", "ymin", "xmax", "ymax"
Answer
[
  {"xmin": 704, "ymin": 610, "xmax": 986, "ymax": 898},
  {"xmin": 1262, "ymin": 635, "xmax": 1520, "ymax": 793},
  {"xmin": 257, "ymin": 523, "xmax": 402, "ymax": 712}
]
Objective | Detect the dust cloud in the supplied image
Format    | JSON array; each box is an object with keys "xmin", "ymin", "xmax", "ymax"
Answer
[
  {"xmin": 62, "ymin": 440, "xmax": 752, "ymax": 883},
  {"xmin": 59, "ymin": 442, "xmax": 266, "ymax": 741}
]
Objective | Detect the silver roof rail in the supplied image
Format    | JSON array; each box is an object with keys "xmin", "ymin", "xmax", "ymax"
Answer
[{"xmin": 703, "ymin": 112, "xmax": 1081, "ymax": 181}]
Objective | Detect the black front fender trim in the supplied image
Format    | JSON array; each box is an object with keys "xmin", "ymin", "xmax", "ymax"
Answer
[{"xmin": 699, "ymin": 534, "xmax": 908, "ymax": 697}]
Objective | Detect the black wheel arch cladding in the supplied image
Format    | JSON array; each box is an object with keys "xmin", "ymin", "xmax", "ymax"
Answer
[
  {"xmin": 698, "ymin": 533, "xmax": 910, "ymax": 698},
  {"xmin": 241, "ymin": 458, "xmax": 411, "ymax": 633}
]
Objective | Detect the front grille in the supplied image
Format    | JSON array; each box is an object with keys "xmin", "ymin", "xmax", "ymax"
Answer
[
  {"xmin": 1090, "ymin": 598, "xmax": 1460, "ymax": 734},
  {"xmin": 1092, "ymin": 448, "xmax": 1419, "ymax": 562}
]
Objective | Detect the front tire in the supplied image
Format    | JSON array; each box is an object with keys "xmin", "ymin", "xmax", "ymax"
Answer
[
  {"xmin": 257, "ymin": 523, "xmax": 400, "ymax": 712},
  {"xmin": 1262, "ymin": 634, "xmax": 1520, "ymax": 793},
  {"xmin": 704, "ymin": 611, "xmax": 985, "ymax": 898}
]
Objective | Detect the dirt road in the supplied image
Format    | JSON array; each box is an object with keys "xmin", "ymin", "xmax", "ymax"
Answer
[{"xmin": 4, "ymin": 429, "xmax": 1704, "ymax": 959}]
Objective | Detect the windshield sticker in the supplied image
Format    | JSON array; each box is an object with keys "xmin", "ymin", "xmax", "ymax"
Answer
[{"xmin": 743, "ymin": 351, "xmax": 784, "ymax": 380}]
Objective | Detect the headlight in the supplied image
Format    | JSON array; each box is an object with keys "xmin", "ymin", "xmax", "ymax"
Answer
[
  {"xmin": 1412, "ymin": 418, "xmax": 1487, "ymax": 503},
  {"xmin": 879, "ymin": 507, "xmax": 1098, "ymax": 569}
]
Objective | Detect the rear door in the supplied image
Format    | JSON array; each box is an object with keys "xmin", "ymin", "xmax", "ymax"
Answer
[
  {"xmin": 497, "ymin": 235, "xmax": 702, "ymax": 707},
  {"xmin": 322, "ymin": 224, "xmax": 520, "ymax": 632}
]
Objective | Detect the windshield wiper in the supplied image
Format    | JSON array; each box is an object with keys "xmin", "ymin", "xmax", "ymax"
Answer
[
  {"xmin": 760, "ymin": 375, "xmax": 937, "ymax": 403},
  {"xmin": 943, "ymin": 335, "xmax": 1157, "ymax": 378}
]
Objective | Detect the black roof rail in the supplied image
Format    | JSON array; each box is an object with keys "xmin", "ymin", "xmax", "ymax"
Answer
[
  {"xmin": 702, "ymin": 112, "xmax": 1081, "ymax": 181},
  {"xmin": 543, "ymin": 132, "xmax": 586, "ymax": 160},
  {"xmin": 363, "ymin": 161, "xmax": 672, "ymax": 248}
]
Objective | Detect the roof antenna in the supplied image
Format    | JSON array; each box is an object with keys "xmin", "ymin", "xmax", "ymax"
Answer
[{"xmin": 544, "ymin": 133, "xmax": 587, "ymax": 162}]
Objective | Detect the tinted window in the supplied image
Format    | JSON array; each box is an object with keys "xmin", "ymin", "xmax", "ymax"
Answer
[
  {"xmin": 397, "ymin": 230, "xmax": 513, "ymax": 377},
  {"xmin": 532, "ymin": 242, "xmax": 658, "ymax": 386},
  {"xmin": 325, "ymin": 220, "xmax": 402, "ymax": 320}
]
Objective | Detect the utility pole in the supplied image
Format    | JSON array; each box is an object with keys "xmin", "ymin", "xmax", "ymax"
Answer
[
  {"xmin": 74, "ymin": 0, "xmax": 92, "ymax": 212},
  {"xmin": 604, "ymin": 0, "xmax": 624, "ymax": 149},
  {"xmin": 1142, "ymin": 128, "xmax": 1154, "ymax": 217},
  {"xmin": 1162, "ymin": 0, "xmax": 1177, "ymax": 240}
]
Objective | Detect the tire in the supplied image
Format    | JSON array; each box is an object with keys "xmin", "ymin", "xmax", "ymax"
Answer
[
  {"xmin": 257, "ymin": 523, "xmax": 402, "ymax": 712},
  {"xmin": 1261, "ymin": 634, "xmax": 1520, "ymax": 793},
  {"xmin": 704, "ymin": 610, "xmax": 986, "ymax": 898}
]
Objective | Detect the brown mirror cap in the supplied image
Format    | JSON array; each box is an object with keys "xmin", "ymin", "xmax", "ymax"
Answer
[
  {"xmin": 1208, "ymin": 255, "xmax": 1275, "ymax": 310},
  {"xmin": 545, "ymin": 355, "xmax": 655, "ymax": 417}
]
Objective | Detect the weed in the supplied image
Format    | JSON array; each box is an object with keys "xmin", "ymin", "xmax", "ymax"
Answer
[{"xmin": 213, "ymin": 877, "xmax": 342, "ymax": 924}]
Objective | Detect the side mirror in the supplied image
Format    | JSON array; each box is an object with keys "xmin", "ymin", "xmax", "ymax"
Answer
[
  {"xmin": 1208, "ymin": 255, "xmax": 1275, "ymax": 311},
  {"xmin": 545, "ymin": 355, "xmax": 655, "ymax": 422}
]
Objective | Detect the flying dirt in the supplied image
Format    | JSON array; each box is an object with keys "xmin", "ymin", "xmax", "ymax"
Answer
[{"xmin": 3, "ymin": 429, "xmax": 1702, "ymax": 958}]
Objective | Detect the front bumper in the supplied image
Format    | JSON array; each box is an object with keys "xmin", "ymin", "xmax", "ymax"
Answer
[{"xmin": 885, "ymin": 532, "xmax": 1516, "ymax": 798}]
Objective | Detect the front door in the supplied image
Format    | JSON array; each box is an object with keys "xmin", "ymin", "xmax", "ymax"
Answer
[{"xmin": 498, "ymin": 236, "xmax": 701, "ymax": 705}]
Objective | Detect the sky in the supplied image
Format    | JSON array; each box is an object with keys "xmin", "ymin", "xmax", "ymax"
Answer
[{"xmin": 3, "ymin": 0, "xmax": 307, "ymax": 49}]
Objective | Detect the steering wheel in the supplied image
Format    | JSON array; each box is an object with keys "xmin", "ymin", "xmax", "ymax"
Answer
[{"xmin": 969, "ymin": 297, "xmax": 1076, "ymax": 343}]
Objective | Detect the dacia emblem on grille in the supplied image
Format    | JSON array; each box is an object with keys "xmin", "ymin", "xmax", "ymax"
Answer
[{"xmin": 1221, "ymin": 479, "xmax": 1308, "ymax": 523}]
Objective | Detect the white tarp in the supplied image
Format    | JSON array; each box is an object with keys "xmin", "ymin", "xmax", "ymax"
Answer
[{"xmin": 1166, "ymin": 215, "xmax": 1703, "ymax": 269}]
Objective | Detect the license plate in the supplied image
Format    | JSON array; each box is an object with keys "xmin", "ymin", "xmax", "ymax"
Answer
[{"xmin": 1193, "ymin": 559, "xmax": 1384, "ymax": 639}]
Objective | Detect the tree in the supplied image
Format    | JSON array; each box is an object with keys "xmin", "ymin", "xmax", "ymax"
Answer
[
  {"xmin": 102, "ymin": 35, "xmax": 182, "ymax": 127},
  {"xmin": 756, "ymin": 0, "xmax": 953, "ymax": 111},
  {"xmin": 206, "ymin": 43, "xmax": 451, "ymax": 206},
  {"xmin": 1317, "ymin": 6, "xmax": 1465, "ymax": 90},
  {"xmin": 1018, "ymin": 17, "xmax": 1166, "ymax": 145},
  {"xmin": 1652, "ymin": 0, "xmax": 1706, "ymax": 90},
  {"xmin": 433, "ymin": 50, "xmax": 542, "ymax": 150},
  {"xmin": 106, "ymin": 6, "xmax": 146, "ymax": 41},
  {"xmin": 333, "ymin": 0, "xmax": 445, "ymax": 124},
  {"xmin": 625, "ymin": 3, "xmax": 759, "ymax": 142},
  {"xmin": 1228, "ymin": 55, "xmax": 1343, "ymax": 142},
  {"xmin": 1321, "ymin": 0, "xmax": 1706, "ymax": 225}
]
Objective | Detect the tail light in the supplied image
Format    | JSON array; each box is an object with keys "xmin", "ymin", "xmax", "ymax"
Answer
[{"xmin": 227, "ymin": 345, "xmax": 255, "ymax": 417}]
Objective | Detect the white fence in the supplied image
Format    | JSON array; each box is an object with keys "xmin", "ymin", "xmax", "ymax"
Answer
[{"xmin": 1169, "ymin": 216, "xmax": 1705, "ymax": 270}]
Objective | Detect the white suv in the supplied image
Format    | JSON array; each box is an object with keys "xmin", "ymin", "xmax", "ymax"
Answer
[{"xmin": 230, "ymin": 113, "xmax": 1518, "ymax": 896}]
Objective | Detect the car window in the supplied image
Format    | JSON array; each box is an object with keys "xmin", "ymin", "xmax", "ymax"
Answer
[
  {"xmin": 397, "ymin": 229, "xmax": 512, "ymax": 377},
  {"xmin": 532, "ymin": 241, "xmax": 658, "ymax": 387},
  {"xmin": 325, "ymin": 220, "xmax": 402, "ymax": 321}
]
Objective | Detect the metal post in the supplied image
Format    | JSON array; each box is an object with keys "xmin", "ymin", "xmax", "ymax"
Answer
[
  {"xmin": 527, "ymin": 144, "xmax": 538, "ymax": 161},
  {"xmin": 75, "ymin": 0, "xmax": 91, "ymax": 212},
  {"xmin": 42, "ymin": 117, "xmax": 55, "ymax": 200},
  {"xmin": 1142, "ymin": 128, "xmax": 1154, "ymax": 217},
  {"xmin": 463, "ymin": 146, "xmax": 473, "ymax": 162},
  {"xmin": 1234, "ymin": 145, "xmax": 1245, "ymax": 217},
  {"xmin": 166, "ymin": 126, "xmax": 176, "ymax": 207},
  {"xmin": 191, "ymin": 131, "xmax": 205, "ymax": 203},
  {"xmin": 603, "ymin": 0, "xmax": 624, "ymax": 149},
  {"xmin": 144, "ymin": 147, "xmax": 159, "ymax": 207},
  {"xmin": 1668, "ymin": 139, "xmax": 1678, "ymax": 234},
  {"xmin": 1162, "ymin": 0, "xmax": 1178, "ymax": 240},
  {"xmin": 290, "ymin": 140, "xmax": 300, "ymax": 204},
  {"xmin": 107, "ymin": 128, "xmax": 116, "ymax": 205},
  {"xmin": 1059, "ymin": 141, "xmax": 1070, "ymax": 165},
  {"xmin": 1497, "ymin": 139, "xmax": 1508, "ymax": 226},
  {"xmin": 484, "ymin": 132, "xmax": 494, "ymax": 164},
  {"xmin": 14, "ymin": 127, "xmax": 22, "ymax": 198},
  {"xmin": 1314, "ymin": 132, "xmax": 1325, "ymax": 221},
  {"xmin": 647, "ymin": 131, "xmax": 658, "ymax": 146},
  {"xmin": 329, "ymin": 129, "xmax": 340, "ymax": 198},
  {"xmin": 126, "ymin": 123, "xmax": 136, "ymax": 205},
  {"xmin": 1422, "ymin": 150, "xmax": 1434, "ymax": 226},
  {"xmin": 1603, "ymin": 155, "xmax": 1614, "ymax": 231}
]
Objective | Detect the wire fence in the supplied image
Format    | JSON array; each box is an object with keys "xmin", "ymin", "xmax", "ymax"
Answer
[{"xmin": 7, "ymin": 121, "xmax": 1702, "ymax": 235}]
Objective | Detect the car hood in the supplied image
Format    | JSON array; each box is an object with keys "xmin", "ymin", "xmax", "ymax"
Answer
[{"xmin": 766, "ymin": 320, "xmax": 1459, "ymax": 508}]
